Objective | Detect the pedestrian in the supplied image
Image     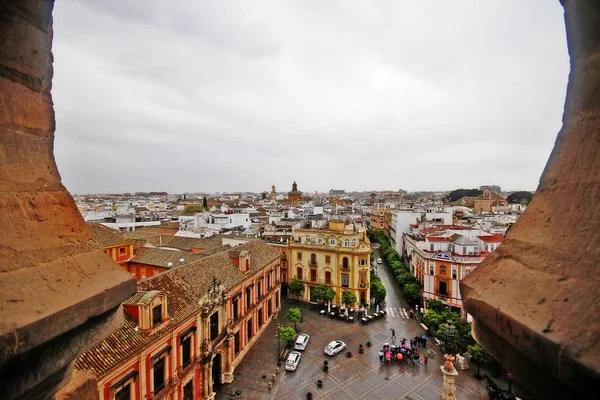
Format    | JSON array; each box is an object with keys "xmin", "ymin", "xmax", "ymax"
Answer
[
  {"xmin": 386, "ymin": 351, "xmax": 392, "ymax": 365},
  {"xmin": 409, "ymin": 310, "xmax": 413, "ymax": 319},
  {"xmin": 423, "ymin": 337, "xmax": 427, "ymax": 348},
  {"xmin": 390, "ymin": 328, "xmax": 396, "ymax": 340},
  {"xmin": 378, "ymin": 350, "xmax": 384, "ymax": 364},
  {"xmin": 423, "ymin": 354, "xmax": 428, "ymax": 366}
]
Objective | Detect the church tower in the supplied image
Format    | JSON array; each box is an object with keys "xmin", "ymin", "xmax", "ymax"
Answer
[{"xmin": 270, "ymin": 184, "xmax": 277, "ymax": 201}]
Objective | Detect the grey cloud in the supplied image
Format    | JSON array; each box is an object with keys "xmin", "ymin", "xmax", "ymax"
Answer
[{"xmin": 52, "ymin": 0, "xmax": 569, "ymax": 194}]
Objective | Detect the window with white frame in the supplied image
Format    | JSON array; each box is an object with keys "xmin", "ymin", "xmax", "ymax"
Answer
[
  {"xmin": 329, "ymin": 237, "xmax": 336, "ymax": 246},
  {"xmin": 305, "ymin": 235, "xmax": 311, "ymax": 244},
  {"xmin": 317, "ymin": 235, "xmax": 323, "ymax": 245},
  {"xmin": 344, "ymin": 239, "xmax": 350, "ymax": 247}
]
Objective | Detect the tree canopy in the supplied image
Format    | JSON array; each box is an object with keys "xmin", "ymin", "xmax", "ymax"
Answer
[
  {"xmin": 311, "ymin": 285, "xmax": 335, "ymax": 303},
  {"xmin": 506, "ymin": 191, "xmax": 534, "ymax": 204},
  {"xmin": 341, "ymin": 290, "xmax": 357, "ymax": 306},
  {"xmin": 288, "ymin": 278, "xmax": 305, "ymax": 299},
  {"xmin": 468, "ymin": 343, "xmax": 492, "ymax": 377},
  {"xmin": 446, "ymin": 188, "xmax": 483, "ymax": 203},
  {"xmin": 427, "ymin": 299, "xmax": 446, "ymax": 313},
  {"xmin": 370, "ymin": 276, "xmax": 387, "ymax": 304},
  {"xmin": 286, "ymin": 308, "xmax": 302, "ymax": 331},
  {"xmin": 184, "ymin": 204, "xmax": 204, "ymax": 213},
  {"xmin": 280, "ymin": 326, "xmax": 296, "ymax": 344},
  {"xmin": 403, "ymin": 283, "xmax": 422, "ymax": 303}
]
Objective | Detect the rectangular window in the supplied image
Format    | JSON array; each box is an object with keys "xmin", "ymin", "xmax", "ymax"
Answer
[
  {"xmin": 153, "ymin": 357, "xmax": 166, "ymax": 393},
  {"xmin": 210, "ymin": 312, "xmax": 219, "ymax": 341},
  {"xmin": 430, "ymin": 243, "xmax": 434, "ymax": 251},
  {"xmin": 325, "ymin": 255, "xmax": 331, "ymax": 263},
  {"xmin": 234, "ymin": 331, "xmax": 240, "ymax": 356},
  {"xmin": 247, "ymin": 319, "xmax": 253, "ymax": 341},
  {"xmin": 297, "ymin": 252, "xmax": 302, "ymax": 260},
  {"xmin": 183, "ymin": 381, "xmax": 193, "ymax": 400},
  {"xmin": 233, "ymin": 297, "xmax": 239, "ymax": 321},
  {"xmin": 275, "ymin": 292, "xmax": 279, "ymax": 308},
  {"xmin": 114, "ymin": 384, "xmax": 131, "ymax": 400},
  {"xmin": 257, "ymin": 281, "xmax": 262, "ymax": 298},
  {"xmin": 152, "ymin": 304, "xmax": 163, "ymax": 326},
  {"xmin": 181, "ymin": 335, "xmax": 191, "ymax": 367},
  {"xmin": 258, "ymin": 308, "xmax": 263, "ymax": 328},
  {"xmin": 119, "ymin": 247, "xmax": 126, "ymax": 255},
  {"xmin": 246, "ymin": 287, "xmax": 252, "ymax": 308},
  {"xmin": 325, "ymin": 271, "xmax": 332, "ymax": 285},
  {"xmin": 341, "ymin": 274, "xmax": 349, "ymax": 288},
  {"xmin": 268, "ymin": 299, "xmax": 272, "ymax": 316},
  {"xmin": 282, "ymin": 273, "xmax": 287, "ymax": 282}
]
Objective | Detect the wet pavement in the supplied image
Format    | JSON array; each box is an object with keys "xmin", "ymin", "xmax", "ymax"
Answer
[{"xmin": 215, "ymin": 247, "xmax": 494, "ymax": 400}]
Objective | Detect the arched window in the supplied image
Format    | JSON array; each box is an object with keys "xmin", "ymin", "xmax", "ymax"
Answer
[
  {"xmin": 316, "ymin": 235, "xmax": 323, "ymax": 245},
  {"xmin": 329, "ymin": 237, "xmax": 336, "ymax": 246},
  {"xmin": 310, "ymin": 253, "xmax": 317, "ymax": 266},
  {"xmin": 305, "ymin": 235, "xmax": 311, "ymax": 244},
  {"xmin": 452, "ymin": 268, "xmax": 457, "ymax": 279},
  {"xmin": 429, "ymin": 265, "xmax": 434, "ymax": 275},
  {"xmin": 342, "ymin": 257, "xmax": 349, "ymax": 269},
  {"xmin": 344, "ymin": 239, "xmax": 350, "ymax": 247}
]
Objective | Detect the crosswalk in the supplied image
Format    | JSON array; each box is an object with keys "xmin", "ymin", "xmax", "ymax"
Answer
[{"xmin": 384, "ymin": 307, "xmax": 411, "ymax": 319}]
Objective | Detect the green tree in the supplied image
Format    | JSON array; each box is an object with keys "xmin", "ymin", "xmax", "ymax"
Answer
[
  {"xmin": 506, "ymin": 191, "xmax": 534, "ymax": 204},
  {"xmin": 341, "ymin": 290, "xmax": 357, "ymax": 307},
  {"xmin": 437, "ymin": 320, "xmax": 460, "ymax": 355},
  {"xmin": 397, "ymin": 270, "xmax": 416, "ymax": 287},
  {"xmin": 403, "ymin": 283, "xmax": 421, "ymax": 304},
  {"xmin": 202, "ymin": 196, "xmax": 208, "ymax": 208},
  {"xmin": 427, "ymin": 299, "xmax": 446, "ymax": 313},
  {"xmin": 310, "ymin": 285, "xmax": 326, "ymax": 302},
  {"xmin": 446, "ymin": 188, "xmax": 483, "ymax": 203},
  {"xmin": 279, "ymin": 326, "xmax": 296, "ymax": 347},
  {"xmin": 370, "ymin": 278, "xmax": 387, "ymax": 304},
  {"xmin": 322, "ymin": 286, "xmax": 336, "ymax": 305},
  {"xmin": 288, "ymin": 278, "xmax": 305, "ymax": 299},
  {"xmin": 468, "ymin": 343, "xmax": 492, "ymax": 378},
  {"xmin": 286, "ymin": 308, "xmax": 302, "ymax": 331},
  {"xmin": 423, "ymin": 310, "xmax": 440, "ymax": 332},
  {"xmin": 184, "ymin": 204, "xmax": 204, "ymax": 213}
]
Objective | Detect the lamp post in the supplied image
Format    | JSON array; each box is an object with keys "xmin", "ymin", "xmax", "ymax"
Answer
[
  {"xmin": 275, "ymin": 323, "xmax": 282, "ymax": 365},
  {"xmin": 506, "ymin": 372, "xmax": 514, "ymax": 393}
]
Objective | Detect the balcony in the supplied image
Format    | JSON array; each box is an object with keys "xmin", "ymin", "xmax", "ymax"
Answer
[{"xmin": 309, "ymin": 261, "xmax": 318, "ymax": 267}]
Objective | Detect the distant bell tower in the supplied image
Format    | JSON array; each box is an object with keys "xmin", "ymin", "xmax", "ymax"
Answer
[{"xmin": 270, "ymin": 184, "xmax": 277, "ymax": 201}]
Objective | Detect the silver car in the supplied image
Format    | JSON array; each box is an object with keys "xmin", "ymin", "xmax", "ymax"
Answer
[
  {"xmin": 294, "ymin": 334, "xmax": 310, "ymax": 351},
  {"xmin": 285, "ymin": 351, "xmax": 302, "ymax": 371}
]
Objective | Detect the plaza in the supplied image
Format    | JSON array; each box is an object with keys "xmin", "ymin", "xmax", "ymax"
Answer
[{"xmin": 214, "ymin": 250, "xmax": 493, "ymax": 400}]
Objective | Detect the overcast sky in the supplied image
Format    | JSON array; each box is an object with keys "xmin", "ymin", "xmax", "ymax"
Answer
[{"xmin": 52, "ymin": 0, "xmax": 569, "ymax": 194}]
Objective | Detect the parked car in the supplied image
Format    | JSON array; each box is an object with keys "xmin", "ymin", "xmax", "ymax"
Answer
[
  {"xmin": 285, "ymin": 351, "xmax": 302, "ymax": 371},
  {"xmin": 324, "ymin": 340, "xmax": 346, "ymax": 356},
  {"xmin": 295, "ymin": 334, "xmax": 310, "ymax": 351},
  {"xmin": 377, "ymin": 258, "xmax": 383, "ymax": 264}
]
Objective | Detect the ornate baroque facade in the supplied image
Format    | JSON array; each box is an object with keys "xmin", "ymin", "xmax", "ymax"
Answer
[
  {"xmin": 288, "ymin": 221, "xmax": 371, "ymax": 305},
  {"xmin": 76, "ymin": 240, "xmax": 281, "ymax": 400}
]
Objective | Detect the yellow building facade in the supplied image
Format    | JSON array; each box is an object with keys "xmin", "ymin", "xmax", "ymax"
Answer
[{"xmin": 288, "ymin": 221, "xmax": 371, "ymax": 306}]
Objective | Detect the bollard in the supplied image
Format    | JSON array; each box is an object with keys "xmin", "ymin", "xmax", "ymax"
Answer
[
  {"xmin": 272, "ymin": 373, "xmax": 276, "ymax": 381},
  {"xmin": 268, "ymin": 381, "xmax": 272, "ymax": 390},
  {"xmin": 276, "ymin": 367, "xmax": 280, "ymax": 374}
]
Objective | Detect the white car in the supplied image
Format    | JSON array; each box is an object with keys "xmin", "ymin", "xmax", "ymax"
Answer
[
  {"xmin": 324, "ymin": 340, "xmax": 347, "ymax": 356},
  {"xmin": 294, "ymin": 334, "xmax": 310, "ymax": 351},
  {"xmin": 377, "ymin": 258, "xmax": 383, "ymax": 264},
  {"xmin": 285, "ymin": 351, "xmax": 302, "ymax": 371}
]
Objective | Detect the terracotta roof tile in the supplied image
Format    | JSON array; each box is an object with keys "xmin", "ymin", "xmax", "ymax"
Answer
[
  {"xmin": 75, "ymin": 240, "xmax": 280, "ymax": 378},
  {"xmin": 88, "ymin": 223, "xmax": 135, "ymax": 247}
]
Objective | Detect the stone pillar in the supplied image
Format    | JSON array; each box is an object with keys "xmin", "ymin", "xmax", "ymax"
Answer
[{"xmin": 440, "ymin": 365, "xmax": 459, "ymax": 400}]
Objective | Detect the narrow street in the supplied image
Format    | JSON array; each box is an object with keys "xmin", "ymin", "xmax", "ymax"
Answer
[{"xmin": 371, "ymin": 247, "xmax": 414, "ymax": 316}]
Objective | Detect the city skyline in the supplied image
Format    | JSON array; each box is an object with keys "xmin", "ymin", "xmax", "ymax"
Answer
[{"xmin": 52, "ymin": 1, "xmax": 568, "ymax": 194}]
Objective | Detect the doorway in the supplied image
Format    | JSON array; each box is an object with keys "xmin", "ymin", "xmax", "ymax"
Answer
[{"xmin": 212, "ymin": 353, "xmax": 222, "ymax": 388}]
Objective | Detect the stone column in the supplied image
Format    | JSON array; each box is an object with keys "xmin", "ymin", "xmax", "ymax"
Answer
[{"xmin": 440, "ymin": 365, "xmax": 458, "ymax": 400}]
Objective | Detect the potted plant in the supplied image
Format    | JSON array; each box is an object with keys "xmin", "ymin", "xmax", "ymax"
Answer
[{"xmin": 317, "ymin": 379, "xmax": 323, "ymax": 388}]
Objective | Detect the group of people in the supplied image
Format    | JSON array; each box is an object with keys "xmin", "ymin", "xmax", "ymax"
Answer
[{"xmin": 378, "ymin": 337, "xmax": 429, "ymax": 366}]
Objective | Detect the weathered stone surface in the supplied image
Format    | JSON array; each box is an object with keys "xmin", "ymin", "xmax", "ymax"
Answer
[
  {"xmin": 0, "ymin": 0, "xmax": 136, "ymax": 398},
  {"xmin": 54, "ymin": 369, "xmax": 99, "ymax": 400},
  {"xmin": 461, "ymin": 1, "xmax": 600, "ymax": 398}
]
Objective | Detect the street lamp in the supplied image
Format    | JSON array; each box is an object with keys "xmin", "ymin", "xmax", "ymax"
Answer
[
  {"xmin": 506, "ymin": 372, "xmax": 514, "ymax": 393},
  {"xmin": 275, "ymin": 323, "xmax": 282, "ymax": 365}
]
